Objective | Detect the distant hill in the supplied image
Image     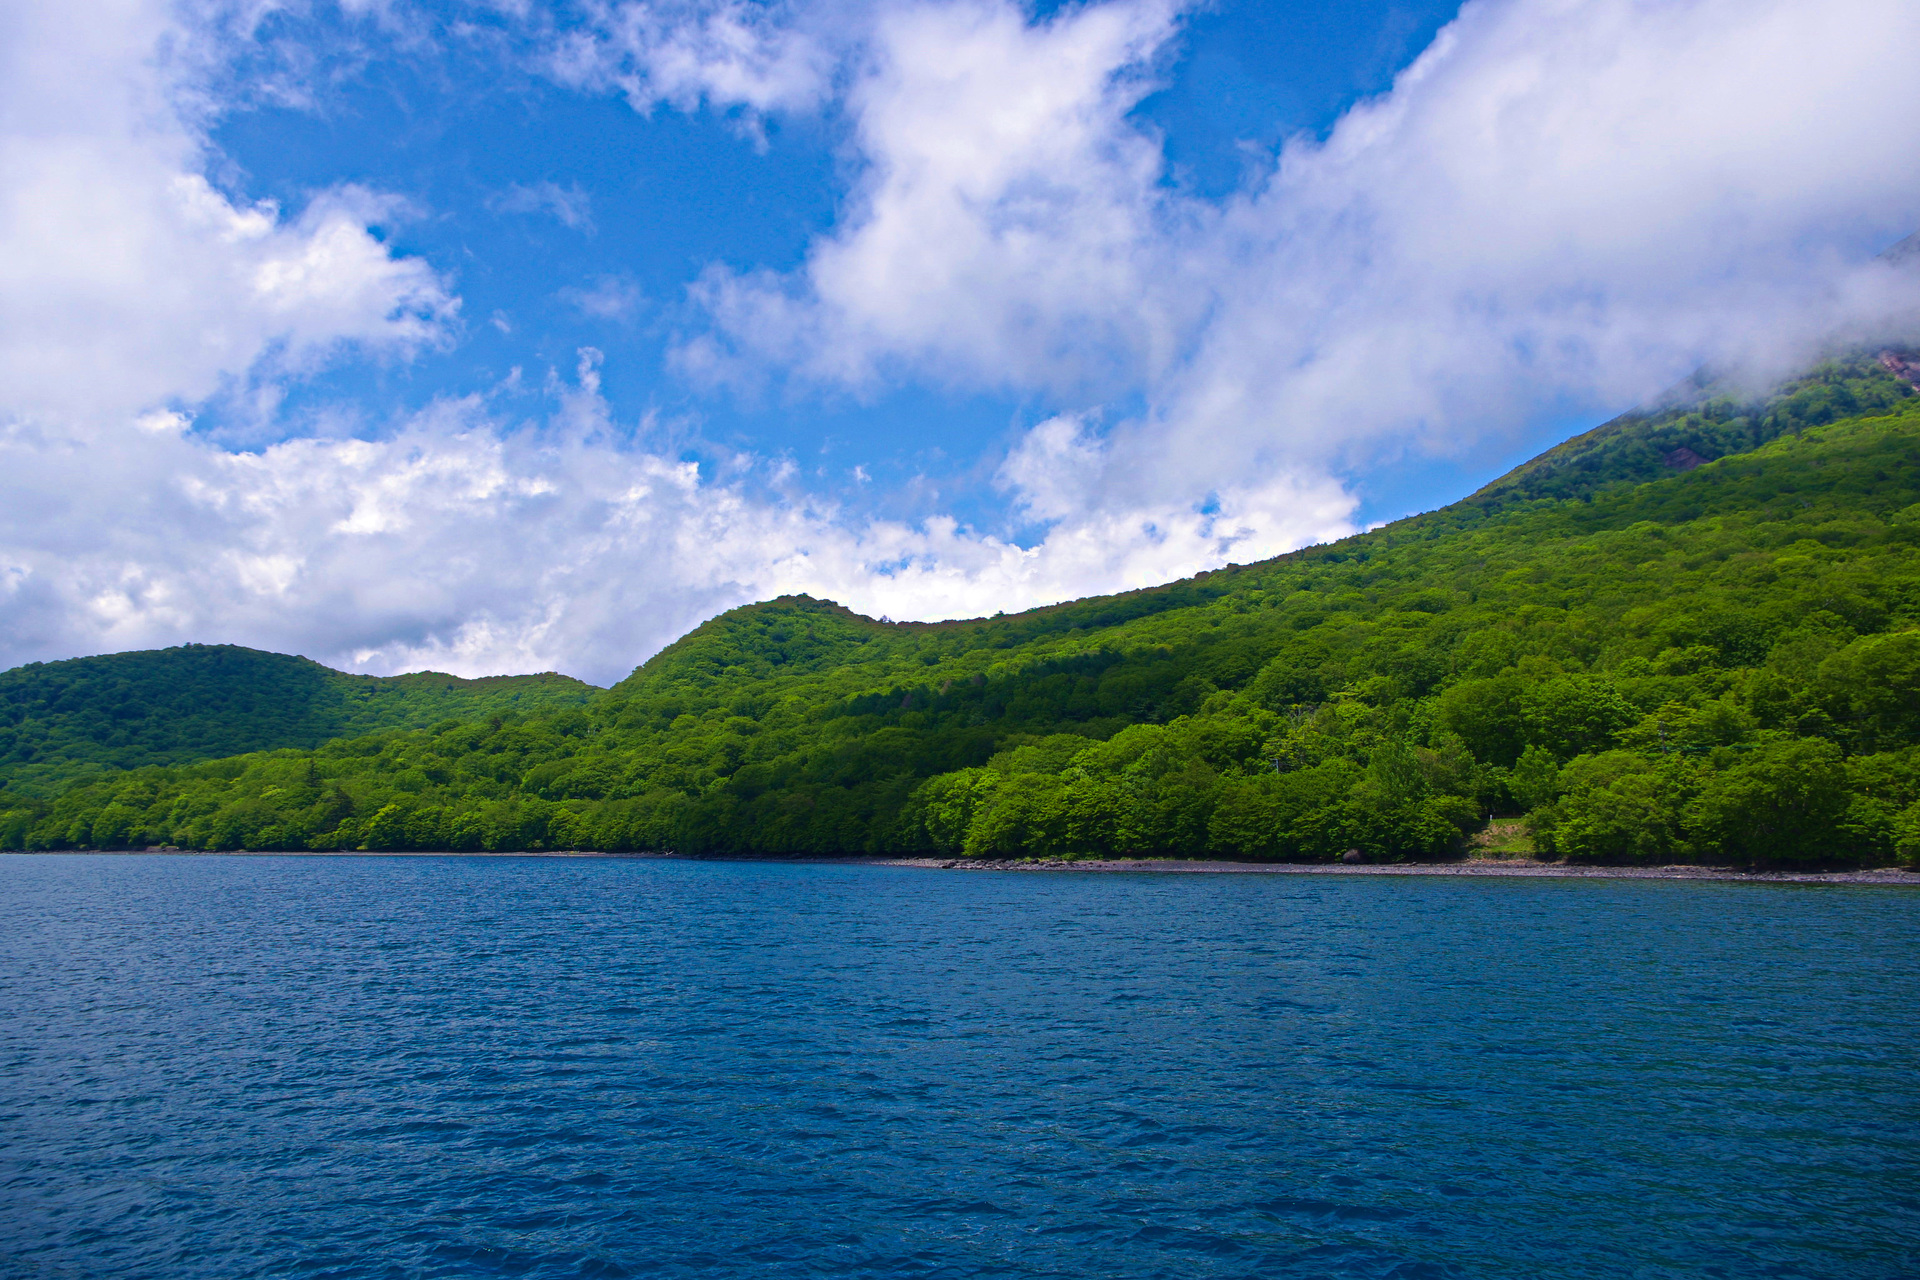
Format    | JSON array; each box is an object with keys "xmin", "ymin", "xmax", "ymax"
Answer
[
  {"xmin": 7, "ymin": 354, "xmax": 1920, "ymax": 867},
  {"xmin": 1460, "ymin": 355, "xmax": 1915, "ymax": 511},
  {"xmin": 0, "ymin": 645, "xmax": 600, "ymax": 796}
]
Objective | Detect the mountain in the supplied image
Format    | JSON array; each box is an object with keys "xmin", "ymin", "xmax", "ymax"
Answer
[
  {"xmin": 5, "ymin": 354, "xmax": 1919, "ymax": 866},
  {"xmin": 0, "ymin": 645, "xmax": 599, "ymax": 797}
]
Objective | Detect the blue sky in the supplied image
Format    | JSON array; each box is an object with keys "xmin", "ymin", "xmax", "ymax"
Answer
[
  {"xmin": 201, "ymin": 0, "xmax": 1473, "ymax": 531},
  {"xmin": 1, "ymin": 0, "xmax": 1916, "ymax": 683}
]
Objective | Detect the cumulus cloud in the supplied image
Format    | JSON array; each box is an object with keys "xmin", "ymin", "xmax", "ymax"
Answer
[
  {"xmin": 688, "ymin": 0, "xmax": 1920, "ymax": 523},
  {"xmin": 680, "ymin": 0, "xmax": 1191, "ymax": 392},
  {"xmin": 1151, "ymin": 0, "xmax": 1920, "ymax": 485},
  {"xmin": 0, "ymin": 0, "xmax": 454, "ymax": 429},
  {"xmin": 0, "ymin": 367, "xmax": 1356, "ymax": 683},
  {"xmin": 5, "ymin": 0, "xmax": 1919, "ymax": 683}
]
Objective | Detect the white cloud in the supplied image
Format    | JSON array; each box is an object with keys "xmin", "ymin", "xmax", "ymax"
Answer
[
  {"xmin": 682, "ymin": 0, "xmax": 1192, "ymax": 393},
  {"xmin": 560, "ymin": 274, "xmax": 646, "ymax": 320},
  {"xmin": 686, "ymin": 0, "xmax": 1920, "ymax": 523},
  {"xmin": 6, "ymin": 0, "xmax": 1920, "ymax": 686},
  {"xmin": 546, "ymin": 0, "xmax": 839, "ymax": 116},
  {"xmin": 0, "ymin": 0, "xmax": 454, "ymax": 429},
  {"xmin": 997, "ymin": 414, "xmax": 1109, "ymax": 524},
  {"xmin": 490, "ymin": 179, "xmax": 596, "ymax": 231},
  {"xmin": 0, "ymin": 369, "xmax": 1356, "ymax": 684},
  {"xmin": 1149, "ymin": 0, "xmax": 1920, "ymax": 485}
]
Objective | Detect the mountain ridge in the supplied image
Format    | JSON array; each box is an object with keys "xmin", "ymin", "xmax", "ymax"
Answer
[
  {"xmin": 0, "ymin": 644, "xmax": 599, "ymax": 797},
  {"xmin": 6, "ymin": 352, "xmax": 1920, "ymax": 866},
  {"xmin": 610, "ymin": 354, "xmax": 1914, "ymax": 708}
]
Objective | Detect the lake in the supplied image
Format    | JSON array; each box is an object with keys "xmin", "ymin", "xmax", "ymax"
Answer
[{"xmin": 2, "ymin": 854, "xmax": 1915, "ymax": 1278}]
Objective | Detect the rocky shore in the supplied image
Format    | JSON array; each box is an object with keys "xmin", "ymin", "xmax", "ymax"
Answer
[
  {"xmin": 864, "ymin": 856, "xmax": 1920, "ymax": 885},
  {"xmin": 21, "ymin": 848, "xmax": 1918, "ymax": 884}
]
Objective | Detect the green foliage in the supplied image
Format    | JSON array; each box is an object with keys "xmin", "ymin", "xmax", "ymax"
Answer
[
  {"xmin": 1535, "ymin": 738, "xmax": 1857, "ymax": 866},
  {"xmin": 1813, "ymin": 630, "xmax": 1920, "ymax": 749},
  {"xmin": 0, "ymin": 644, "xmax": 599, "ymax": 797},
  {"xmin": 1689, "ymin": 739, "xmax": 1852, "ymax": 865},
  {"xmin": 1507, "ymin": 745, "xmax": 1562, "ymax": 812},
  {"xmin": 9, "ymin": 356, "xmax": 1920, "ymax": 867},
  {"xmin": 1464, "ymin": 356, "xmax": 1913, "ymax": 509},
  {"xmin": 1533, "ymin": 752, "xmax": 1695, "ymax": 864}
]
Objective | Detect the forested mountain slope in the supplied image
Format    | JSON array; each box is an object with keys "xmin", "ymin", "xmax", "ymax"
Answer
[
  {"xmin": 0, "ymin": 645, "xmax": 599, "ymax": 797},
  {"xmin": 7, "ymin": 356, "xmax": 1920, "ymax": 866}
]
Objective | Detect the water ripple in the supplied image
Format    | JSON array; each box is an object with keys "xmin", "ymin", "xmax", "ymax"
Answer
[{"xmin": 1, "ymin": 856, "xmax": 1916, "ymax": 1278}]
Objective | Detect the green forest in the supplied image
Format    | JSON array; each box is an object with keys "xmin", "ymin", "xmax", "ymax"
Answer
[
  {"xmin": 0, "ymin": 645, "xmax": 597, "ymax": 796},
  {"xmin": 6, "ymin": 356, "xmax": 1920, "ymax": 867}
]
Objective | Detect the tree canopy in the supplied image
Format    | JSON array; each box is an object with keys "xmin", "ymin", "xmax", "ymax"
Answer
[
  {"xmin": 0, "ymin": 645, "xmax": 598, "ymax": 796},
  {"xmin": 6, "ymin": 356, "xmax": 1920, "ymax": 868}
]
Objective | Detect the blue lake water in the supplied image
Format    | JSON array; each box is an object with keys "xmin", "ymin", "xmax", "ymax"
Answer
[{"xmin": 1, "ymin": 855, "xmax": 1916, "ymax": 1279}]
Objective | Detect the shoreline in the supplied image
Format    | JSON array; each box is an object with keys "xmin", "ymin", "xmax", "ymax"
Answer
[
  {"xmin": 856, "ymin": 856, "xmax": 1920, "ymax": 885},
  {"xmin": 10, "ymin": 848, "xmax": 1917, "ymax": 885}
]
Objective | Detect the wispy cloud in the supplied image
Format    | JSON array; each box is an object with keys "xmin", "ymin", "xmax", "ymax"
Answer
[
  {"xmin": 545, "ymin": 0, "xmax": 841, "ymax": 116},
  {"xmin": 489, "ymin": 179, "xmax": 596, "ymax": 232},
  {"xmin": 559, "ymin": 274, "xmax": 645, "ymax": 321}
]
